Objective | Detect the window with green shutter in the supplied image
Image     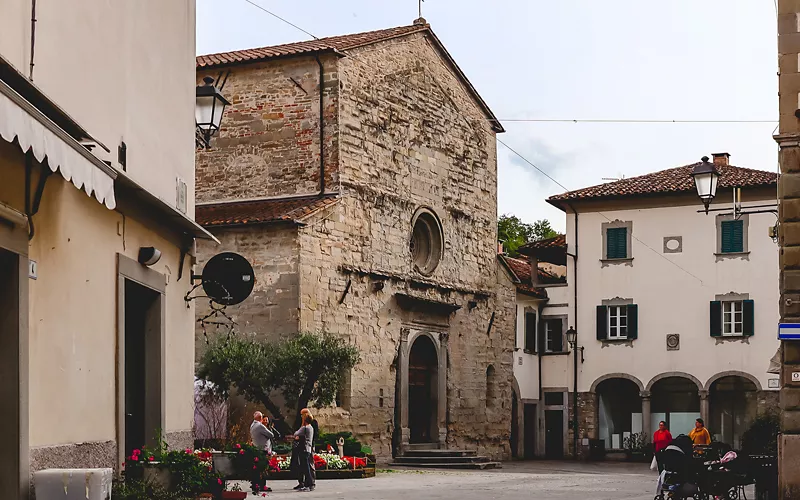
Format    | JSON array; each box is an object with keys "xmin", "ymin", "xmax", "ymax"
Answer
[
  {"xmin": 606, "ymin": 227, "xmax": 628, "ymax": 259},
  {"xmin": 720, "ymin": 220, "xmax": 744, "ymax": 254},
  {"xmin": 524, "ymin": 312, "xmax": 537, "ymax": 352}
]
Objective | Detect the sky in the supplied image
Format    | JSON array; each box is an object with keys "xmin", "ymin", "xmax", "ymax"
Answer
[{"xmin": 197, "ymin": 0, "xmax": 778, "ymax": 232}]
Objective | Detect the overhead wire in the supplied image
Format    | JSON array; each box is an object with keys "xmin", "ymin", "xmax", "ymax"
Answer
[{"xmin": 237, "ymin": 0, "xmax": 722, "ymax": 288}]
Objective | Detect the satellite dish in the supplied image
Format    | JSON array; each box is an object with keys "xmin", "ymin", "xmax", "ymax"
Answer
[{"xmin": 200, "ymin": 252, "xmax": 255, "ymax": 306}]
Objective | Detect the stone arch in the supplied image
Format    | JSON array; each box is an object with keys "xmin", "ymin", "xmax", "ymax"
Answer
[
  {"xmin": 590, "ymin": 373, "xmax": 645, "ymax": 394},
  {"xmin": 646, "ymin": 372, "xmax": 703, "ymax": 392},
  {"xmin": 704, "ymin": 371, "xmax": 763, "ymax": 392}
]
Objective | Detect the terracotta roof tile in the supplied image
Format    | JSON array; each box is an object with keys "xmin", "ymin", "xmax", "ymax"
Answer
[
  {"xmin": 196, "ymin": 24, "xmax": 429, "ymax": 68},
  {"xmin": 548, "ymin": 163, "xmax": 777, "ymax": 204},
  {"xmin": 196, "ymin": 195, "xmax": 338, "ymax": 227},
  {"xmin": 498, "ymin": 255, "xmax": 549, "ymax": 299},
  {"xmin": 521, "ymin": 234, "xmax": 566, "ymax": 251}
]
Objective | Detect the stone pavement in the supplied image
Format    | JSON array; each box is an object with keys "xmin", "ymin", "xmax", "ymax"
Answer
[{"xmin": 233, "ymin": 461, "xmax": 678, "ymax": 499}]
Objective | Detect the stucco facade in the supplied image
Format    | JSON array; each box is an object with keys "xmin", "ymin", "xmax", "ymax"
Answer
[
  {"xmin": 196, "ymin": 23, "xmax": 514, "ymax": 460},
  {"xmin": 0, "ymin": 2, "xmax": 202, "ymax": 497}
]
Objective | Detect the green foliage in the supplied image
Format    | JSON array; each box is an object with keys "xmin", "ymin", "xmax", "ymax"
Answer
[
  {"xmin": 230, "ymin": 443, "xmax": 271, "ymax": 477},
  {"xmin": 623, "ymin": 432, "xmax": 647, "ymax": 452},
  {"xmin": 742, "ymin": 411, "xmax": 780, "ymax": 455},
  {"xmin": 112, "ymin": 479, "xmax": 189, "ymax": 500},
  {"xmin": 317, "ymin": 431, "xmax": 367, "ymax": 456},
  {"xmin": 498, "ymin": 215, "xmax": 558, "ymax": 257},
  {"xmin": 197, "ymin": 332, "xmax": 361, "ymax": 427}
]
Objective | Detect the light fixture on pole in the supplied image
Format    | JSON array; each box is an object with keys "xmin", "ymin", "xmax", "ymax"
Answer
[
  {"xmin": 195, "ymin": 75, "xmax": 230, "ymax": 148},
  {"xmin": 566, "ymin": 326, "xmax": 583, "ymax": 460},
  {"xmin": 690, "ymin": 156, "xmax": 721, "ymax": 214}
]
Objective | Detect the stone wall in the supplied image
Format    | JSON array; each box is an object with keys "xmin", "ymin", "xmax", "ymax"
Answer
[
  {"xmin": 195, "ymin": 224, "xmax": 300, "ymax": 358},
  {"xmin": 195, "ymin": 53, "xmax": 340, "ymax": 203}
]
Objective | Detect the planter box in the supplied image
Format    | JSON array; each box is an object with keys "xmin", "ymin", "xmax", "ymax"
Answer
[
  {"xmin": 268, "ymin": 468, "xmax": 375, "ymax": 480},
  {"xmin": 142, "ymin": 464, "xmax": 175, "ymax": 491},
  {"xmin": 212, "ymin": 451, "xmax": 237, "ymax": 478},
  {"xmin": 221, "ymin": 492, "xmax": 248, "ymax": 499}
]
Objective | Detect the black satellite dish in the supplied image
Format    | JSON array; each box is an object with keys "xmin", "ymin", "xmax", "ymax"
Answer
[{"xmin": 199, "ymin": 252, "xmax": 255, "ymax": 306}]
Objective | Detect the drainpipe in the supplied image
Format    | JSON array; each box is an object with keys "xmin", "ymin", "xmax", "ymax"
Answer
[
  {"xmin": 537, "ymin": 301, "xmax": 544, "ymax": 458},
  {"xmin": 566, "ymin": 204, "xmax": 579, "ymax": 459},
  {"xmin": 29, "ymin": 0, "xmax": 37, "ymax": 80},
  {"xmin": 313, "ymin": 55, "xmax": 325, "ymax": 196}
]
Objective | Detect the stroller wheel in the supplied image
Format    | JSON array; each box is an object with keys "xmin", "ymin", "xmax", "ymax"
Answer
[
  {"xmin": 726, "ymin": 488, "xmax": 739, "ymax": 500},
  {"xmin": 654, "ymin": 495, "xmax": 664, "ymax": 500}
]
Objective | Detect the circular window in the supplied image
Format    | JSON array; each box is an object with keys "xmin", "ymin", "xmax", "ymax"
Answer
[{"xmin": 410, "ymin": 209, "xmax": 443, "ymax": 275}]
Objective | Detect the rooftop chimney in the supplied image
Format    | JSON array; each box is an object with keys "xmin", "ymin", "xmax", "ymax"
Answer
[{"xmin": 712, "ymin": 152, "xmax": 730, "ymax": 166}]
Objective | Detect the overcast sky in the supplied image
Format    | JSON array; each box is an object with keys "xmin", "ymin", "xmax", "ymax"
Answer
[{"xmin": 197, "ymin": 0, "xmax": 778, "ymax": 232}]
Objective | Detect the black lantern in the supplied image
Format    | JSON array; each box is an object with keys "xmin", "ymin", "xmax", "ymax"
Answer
[
  {"xmin": 691, "ymin": 156, "xmax": 721, "ymax": 214},
  {"xmin": 195, "ymin": 76, "xmax": 230, "ymax": 148},
  {"xmin": 566, "ymin": 327, "xmax": 577, "ymax": 347}
]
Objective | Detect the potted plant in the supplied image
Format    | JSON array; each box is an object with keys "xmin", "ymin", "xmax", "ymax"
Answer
[
  {"xmin": 623, "ymin": 432, "xmax": 649, "ymax": 462},
  {"xmin": 221, "ymin": 482, "xmax": 247, "ymax": 499}
]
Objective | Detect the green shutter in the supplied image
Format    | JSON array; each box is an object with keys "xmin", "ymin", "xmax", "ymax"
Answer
[
  {"xmin": 551, "ymin": 319, "xmax": 564, "ymax": 352},
  {"xmin": 627, "ymin": 304, "xmax": 638, "ymax": 340},
  {"xmin": 538, "ymin": 319, "xmax": 546, "ymax": 353},
  {"xmin": 710, "ymin": 301, "xmax": 722, "ymax": 337},
  {"xmin": 525, "ymin": 312, "xmax": 537, "ymax": 351},
  {"xmin": 597, "ymin": 305, "xmax": 608, "ymax": 340},
  {"xmin": 721, "ymin": 220, "xmax": 744, "ymax": 254},
  {"xmin": 607, "ymin": 227, "xmax": 628, "ymax": 259},
  {"xmin": 743, "ymin": 300, "xmax": 755, "ymax": 337}
]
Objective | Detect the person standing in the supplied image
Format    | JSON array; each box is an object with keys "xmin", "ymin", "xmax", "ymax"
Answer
[
  {"xmin": 294, "ymin": 413, "xmax": 316, "ymax": 492},
  {"xmin": 294, "ymin": 408, "xmax": 319, "ymax": 490},
  {"xmin": 653, "ymin": 421, "xmax": 673, "ymax": 472},
  {"xmin": 249, "ymin": 411, "xmax": 274, "ymax": 494},
  {"xmin": 689, "ymin": 418, "xmax": 711, "ymax": 446}
]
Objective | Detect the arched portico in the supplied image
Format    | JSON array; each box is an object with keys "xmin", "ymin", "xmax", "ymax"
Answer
[
  {"xmin": 648, "ymin": 373, "xmax": 705, "ymax": 436},
  {"xmin": 704, "ymin": 371, "xmax": 763, "ymax": 392},
  {"xmin": 645, "ymin": 372, "xmax": 703, "ymax": 393},
  {"xmin": 590, "ymin": 373, "xmax": 645, "ymax": 394},
  {"xmin": 708, "ymin": 373, "xmax": 761, "ymax": 448}
]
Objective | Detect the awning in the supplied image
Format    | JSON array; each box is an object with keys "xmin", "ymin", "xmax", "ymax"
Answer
[{"xmin": 0, "ymin": 78, "xmax": 117, "ymax": 209}]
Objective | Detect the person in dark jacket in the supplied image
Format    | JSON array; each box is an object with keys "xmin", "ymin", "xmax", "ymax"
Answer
[{"xmin": 293, "ymin": 408, "xmax": 320, "ymax": 490}]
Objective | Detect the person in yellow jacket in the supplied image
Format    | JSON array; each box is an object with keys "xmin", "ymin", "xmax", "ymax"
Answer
[{"xmin": 689, "ymin": 418, "xmax": 711, "ymax": 446}]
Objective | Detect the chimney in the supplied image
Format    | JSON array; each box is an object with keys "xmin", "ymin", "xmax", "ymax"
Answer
[
  {"xmin": 497, "ymin": 242, "xmax": 504, "ymax": 254},
  {"xmin": 712, "ymin": 152, "xmax": 730, "ymax": 166}
]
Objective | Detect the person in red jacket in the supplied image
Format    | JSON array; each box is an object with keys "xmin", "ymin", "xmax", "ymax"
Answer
[{"xmin": 653, "ymin": 421, "xmax": 673, "ymax": 472}]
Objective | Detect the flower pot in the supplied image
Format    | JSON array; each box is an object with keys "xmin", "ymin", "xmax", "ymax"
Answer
[
  {"xmin": 212, "ymin": 451, "xmax": 236, "ymax": 478},
  {"xmin": 221, "ymin": 492, "xmax": 248, "ymax": 499},
  {"xmin": 142, "ymin": 464, "xmax": 175, "ymax": 491}
]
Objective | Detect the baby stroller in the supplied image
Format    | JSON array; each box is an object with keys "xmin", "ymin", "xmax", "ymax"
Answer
[
  {"xmin": 655, "ymin": 435, "xmax": 701, "ymax": 500},
  {"xmin": 697, "ymin": 451, "xmax": 753, "ymax": 500}
]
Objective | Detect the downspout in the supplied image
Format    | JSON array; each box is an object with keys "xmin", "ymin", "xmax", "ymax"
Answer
[
  {"xmin": 313, "ymin": 55, "xmax": 325, "ymax": 196},
  {"xmin": 537, "ymin": 301, "xmax": 544, "ymax": 458},
  {"xmin": 566, "ymin": 203, "xmax": 579, "ymax": 459},
  {"xmin": 29, "ymin": 0, "xmax": 36, "ymax": 80}
]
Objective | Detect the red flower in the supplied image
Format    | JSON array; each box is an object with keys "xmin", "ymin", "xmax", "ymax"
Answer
[
  {"xmin": 239, "ymin": 450, "xmax": 245, "ymax": 455},
  {"xmin": 253, "ymin": 466, "xmax": 257, "ymax": 470},
  {"xmin": 235, "ymin": 444, "xmax": 242, "ymax": 449},
  {"xmin": 254, "ymin": 485, "xmax": 260, "ymax": 491},
  {"xmin": 217, "ymin": 478, "xmax": 223, "ymax": 485},
  {"xmin": 254, "ymin": 457, "xmax": 259, "ymax": 462},
  {"xmin": 121, "ymin": 463, "xmax": 125, "ymax": 468},
  {"xmin": 185, "ymin": 448, "xmax": 192, "ymax": 454},
  {"xmin": 148, "ymin": 456, "xmax": 154, "ymax": 462},
  {"xmin": 132, "ymin": 449, "xmax": 141, "ymax": 456}
]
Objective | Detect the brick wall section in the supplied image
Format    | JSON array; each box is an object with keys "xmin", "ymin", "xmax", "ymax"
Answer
[
  {"xmin": 567, "ymin": 392, "xmax": 596, "ymax": 459},
  {"xmin": 195, "ymin": 54, "xmax": 339, "ymax": 203},
  {"xmin": 195, "ymin": 224, "xmax": 300, "ymax": 359}
]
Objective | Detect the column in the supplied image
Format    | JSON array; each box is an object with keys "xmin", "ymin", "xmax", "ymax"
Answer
[
  {"xmin": 399, "ymin": 328, "xmax": 410, "ymax": 454},
  {"xmin": 437, "ymin": 332, "xmax": 449, "ymax": 448},
  {"xmin": 640, "ymin": 391, "xmax": 651, "ymax": 442},
  {"xmin": 699, "ymin": 390, "xmax": 709, "ymax": 426}
]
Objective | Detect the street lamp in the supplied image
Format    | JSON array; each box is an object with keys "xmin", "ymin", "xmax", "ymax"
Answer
[
  {"xmin": 691, "ymin": 156, "xmax": 721, "ymax": 214},
  {"xmin": 195, "ymin": 75, "xmax": 230, "ymax": 148},
  {"xmin": 566, "ymin": 327, "xmax": 584, "ymax": 459}
]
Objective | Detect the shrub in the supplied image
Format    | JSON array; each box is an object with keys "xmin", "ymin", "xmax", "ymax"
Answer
[
  {"xmin": 316, "ymin": 431, "xmax": 368, "ymax": 456},
  {"xmin": 742, "ymin": 411, "xmax": 780, "ymax": 455}
]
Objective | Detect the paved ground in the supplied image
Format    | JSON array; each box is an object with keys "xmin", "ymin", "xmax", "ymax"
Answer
[{"xmin": 232, "ymin": 461, "xmax": 679, "ymax": 499}]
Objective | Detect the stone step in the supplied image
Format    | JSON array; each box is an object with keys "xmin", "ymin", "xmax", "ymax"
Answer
[
  {"xmin": 405, "ymin": 443, "xmax": 441, "ymax": 451},
  {"xmin": 393, "ymin": 455, "xmax": 489, "ymax": 464},
  {"xmin": 402, "ymin": 449, "xmax": 478, "ymax": 458},
  {"xmin": 388, "ymin": 461, "xmax": 502, "ymax": 470}
]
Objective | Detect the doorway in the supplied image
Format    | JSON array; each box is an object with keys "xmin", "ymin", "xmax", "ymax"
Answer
[
  {"xmin": 117, "ymin": 255, "xmax": 165, "ymax": 468},
  {"xmin": 0, "ymin": 248, "xmax": 26, "ymax": 497},
  {"xmin": 408, "ymin": 334, "xmax": 437, "ymax": 444},
  {"xmin": 523, "ymin": 403, "xmax": 537, "ymax": 458},
  {"xmin": 545, "ymin": 410, "xmax": 564, "ymax": 458}
]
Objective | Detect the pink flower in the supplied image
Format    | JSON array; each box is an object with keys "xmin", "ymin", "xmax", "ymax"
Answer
[
  {"xmin": 185, "ymin": 448, "xmax": 192, "ymax": 454},
  {"xmin": 217, "ymin": 478, "xmax": 223, "ymax": 485},
  {"xmin": 254, "ymin": 457, "xmax": 259, "ymax": 462},
  {"xmin": 235, "ymin": 444, "xmax": 242, "ymax": 449},
  {"xmin": 239, "ymin": 450, "xmax": 245, "ymax": 455},
  {"xmin": 132, "ymin": 449, "xmax": 141, "ymax": 456},
  {"xmin": 148, "ymin": 456, "xmax": 154, "ymax": 462},
  {"xmin": 253, "ymin": 466, "xmax": 257, "ymax": 470}
]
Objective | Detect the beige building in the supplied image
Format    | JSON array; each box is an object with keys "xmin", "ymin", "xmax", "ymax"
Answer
[
  {"xmin": 513, "ymin": 154, "xmax": 779, "ymax": 458},
  {"xmin": 194, "ymin": 21, "xmax": 516, "ymax": 461},
  {"xmin": 0, "ymin": 1, "xmax": 209, "ymax": 497}
]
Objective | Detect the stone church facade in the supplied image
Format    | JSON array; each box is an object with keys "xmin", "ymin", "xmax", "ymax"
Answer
[{"xmin": 195, "ymin": 21, "xmax": 515, "ymax": 459}]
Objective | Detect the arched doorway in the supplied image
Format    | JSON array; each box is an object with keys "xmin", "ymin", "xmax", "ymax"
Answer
[
  {"xmin": 408, "ymin": 334, "xmax": 438, "ymax": 443},
  {"xmin": 596, "ymin": 378, "xmax": 642, "ymax": 450},
  {"xmin": 709, "ymin": 376, "xmax": 759, "ymax": 449},
  {"xmin": 651, "ymin": 377, "xmax": 701, "ymax": 437}
]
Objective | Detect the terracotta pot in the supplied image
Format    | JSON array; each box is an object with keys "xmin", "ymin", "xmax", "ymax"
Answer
[{"xmin": 221, "ymin": 491, "xmax": 248, "ymax": 499}]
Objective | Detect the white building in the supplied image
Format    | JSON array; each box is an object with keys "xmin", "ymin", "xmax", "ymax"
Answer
[{"xmin": 510, "ymin": 154, "xmax": 780, "ymax": 458}]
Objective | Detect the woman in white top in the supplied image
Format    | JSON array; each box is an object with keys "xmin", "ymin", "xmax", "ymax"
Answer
[{"xmin": 293, "ymin": 413, "xmax": 315, "ymax": 491}]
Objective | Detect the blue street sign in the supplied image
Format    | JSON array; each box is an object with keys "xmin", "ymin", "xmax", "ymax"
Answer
[{"xmin": 779, "ymin": 323, "xmax": 800, "ymax": 340}]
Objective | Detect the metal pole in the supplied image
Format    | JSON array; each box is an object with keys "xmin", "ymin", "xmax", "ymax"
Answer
[{"xmin": 573, "ymin": 343, "xmax": 579, "ymax": 459}]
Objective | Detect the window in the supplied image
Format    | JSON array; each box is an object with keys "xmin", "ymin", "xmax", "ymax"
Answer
[
  {"xmin": 721, "ymin": 220, "xmax": 744, "ymax": 254},
  {"xmin": 722, "ymin": 301, "xmax": 743, "ymax": 336},
  {"xmin": 543, "ymin": 318, "xmax": 564, "ymax": 352},
  {"xmin": 607, "ymin": 305, "xmax": 628, "ymax": 339},
  {"xmin": 544, "ymin": 392, "xmax": 564, "ymax": 406},
  {"xmin": 710, "ymin": 299, "xmax": 754, "ymax": 337},
  {"xmin": 606, "ymin": 228, "xmax": 628, "ymax": 259},
  {"xmin": 410, "ymin": 209, "xmax": 443, "ymax": 275},
  {"xmin": 596, "ymin": 303, "xmax": 639, "ymax": 341},
  {"xmin": 524, "ymin": 311, "xmax": 537, "ymax": 352}
]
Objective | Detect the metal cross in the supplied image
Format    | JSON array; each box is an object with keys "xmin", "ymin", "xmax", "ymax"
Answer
[{"xmin": 419, "ymin": 0, "xmax": 424, "ymax": 18}]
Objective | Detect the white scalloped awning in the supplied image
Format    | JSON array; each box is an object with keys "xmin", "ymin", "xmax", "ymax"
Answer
[{"xmin": 0, "ymin": 83, "xmax": 116, "ymax": 209}]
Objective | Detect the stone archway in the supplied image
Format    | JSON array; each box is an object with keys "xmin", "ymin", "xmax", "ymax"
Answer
[
  {"xmin": 704, "ymin": 371, "xmax": 763, "ymax": 392},
  {"xmin": 648, "ymin": 373, "xmax": 704, "ymax": 437},
  {"xmin": 593, "ymin": 376, "xmax": 644, "ymax": 450},
  {"xmin": 398, "ymin": 327, "xmax": 448, "ymax": 454},
  {"xmin": 708, "ymin": 374, "xmax": 760, "ymax": 449},
  {"xmin": 591, "ymin": 373, "xmax": 645, "ymax": 394}
]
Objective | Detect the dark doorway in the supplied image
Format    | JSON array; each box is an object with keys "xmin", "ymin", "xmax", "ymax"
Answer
[
  {"xmin": 524, "ymin": 403, "xmax": 537, "ymax": 458},
  {"xmin": 0, "ymin": 249, "xmax": 23, "ymax": 496},
  {"xmin": 408, "ymin": 335, "xmax": 437, "ymax": 444},
  {"xmin": 709, "ymin": 376, "xmax": 758, "ymax": 449},
  {"xmin": 123, "ymin": 279, "xmax": 162, "ymax": 459},
  {"xmin": 545, "ymin": 410, "xmax": 564, "ymax": 458},
  {"xmin": 510, "ymin": 390, "xmax": 519, "ymax": 458}
]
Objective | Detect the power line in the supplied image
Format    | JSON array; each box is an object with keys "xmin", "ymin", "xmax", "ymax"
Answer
[
  {"xmin": 237, "ymin": 0, "xmax": 710, "ymax": 287},
  {"xmin": 499, "ymin": 119, "xmax": 777, "ymax": 124}
]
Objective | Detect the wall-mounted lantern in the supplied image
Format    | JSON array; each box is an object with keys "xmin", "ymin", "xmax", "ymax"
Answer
[
  {"xmin": 690, "ymin": 156, "xmax": 721, "ymax": 214},
  {"xmin": 195, "ymin": 75, "xmax": 230, "ymax": 148}
]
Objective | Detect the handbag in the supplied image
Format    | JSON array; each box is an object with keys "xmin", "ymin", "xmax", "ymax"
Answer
[{"xmin": 650, "ymin": 455, "xmax": 658, "ymax": 471}]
